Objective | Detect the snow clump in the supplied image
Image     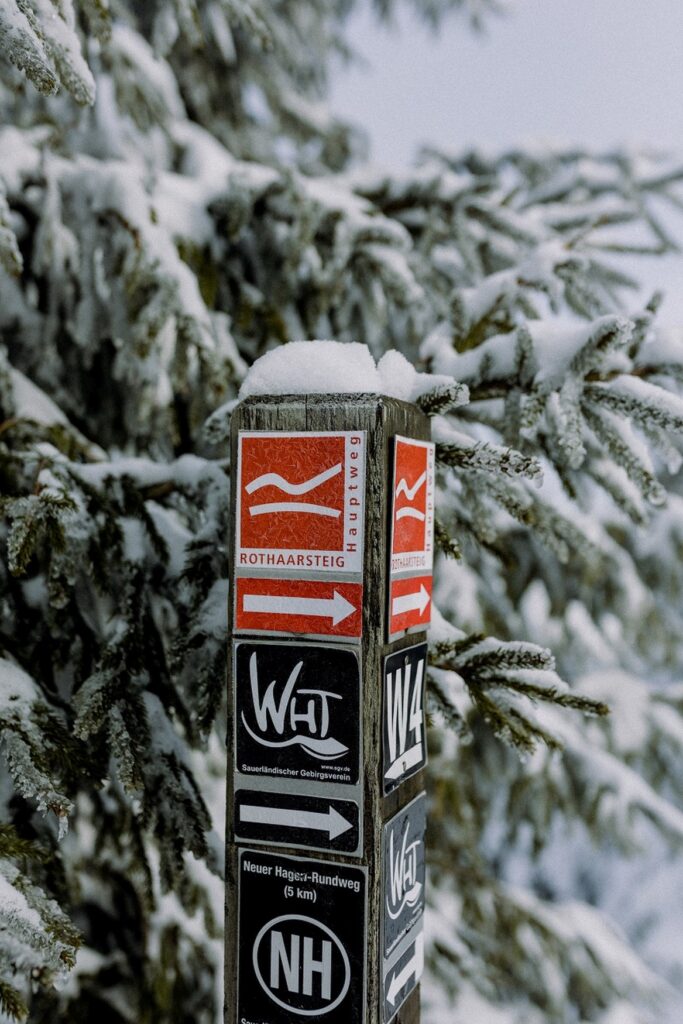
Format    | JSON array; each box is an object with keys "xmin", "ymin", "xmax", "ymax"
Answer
[{"xmin": 239, "ymin": 339, "xmax": 461, "ymax": 404}]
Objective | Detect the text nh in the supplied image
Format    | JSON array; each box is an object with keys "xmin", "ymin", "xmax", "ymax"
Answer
[{"xmin": 270, "ymin": 932, "xmax": 332, "ymax": 999}]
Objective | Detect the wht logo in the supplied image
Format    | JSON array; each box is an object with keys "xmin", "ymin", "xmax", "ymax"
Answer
[
  {"xmin": 246, "ymin": 464, "xmax": 343, "ymax": 518},
  {"xmin": 395, "ymin": 471, "xmax": 427, "ymax": 521},
  {"xmin": 387, "ymin": 822, "xmax": 423, "ymax": 921},
  {"xmin": 242, "ymin": 653, "xmax": 349, "ymax": 759},
  {"xmin": 385, "ymin": 655, "xmax": 424, "ymax": 782},
  {"xmin": 253, "ymin": 914, "xmax": 350, "ymax": 1016}
]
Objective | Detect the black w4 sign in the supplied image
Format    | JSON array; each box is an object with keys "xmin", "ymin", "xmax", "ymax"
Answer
[
  {"xmin": 235, "ymin": 641, "xmax": 361, "ymax": 786},
  {"xmin": 382, "ymin": 643, "xmax": 427, "ymax": 794}
]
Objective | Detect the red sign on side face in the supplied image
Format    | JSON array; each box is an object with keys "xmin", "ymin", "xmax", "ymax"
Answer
[
  {"xmin": 237, "ymin": 431, "xmax": 365, "ymax": 576},
  {"xmin": 388, "ymin": 575, "xmax": 432, "ymax": 639},
  {"xmin": 236, "ymin": 577, "xmax": 363, "ymax": 639},
  {"xmin": 391, "ymin": 438, "xmax": 434, "ymax": 576}
]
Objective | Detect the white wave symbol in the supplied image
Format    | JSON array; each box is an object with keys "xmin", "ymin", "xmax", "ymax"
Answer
[
  {"xmin": 396, "ymin": 507, "xmax": 426, "ymax": 521},
  {"xmin": 387, "ymin": 881, "xmax": 422, "ymax": 920},
  {"xmin": 246, "ymin": 463, "xmax": 343, "ymax": 518},
  {"xmin": 250, "ymin": 501, "xmax": 340, "ymax": 518},
  {"xmin": 395, "ymin": 470, "xmax": 427, "ymax": 521},
  {"xmin": 242, "ymin": 716, "xmax": 349, "ymax": 759},
  {"xmin": 246, "ymin": 463, "xmax": 342, "ymax": 495},
  {"xmin": 395, "ymin": 470, "xmax": 426, "ymax": 501}
]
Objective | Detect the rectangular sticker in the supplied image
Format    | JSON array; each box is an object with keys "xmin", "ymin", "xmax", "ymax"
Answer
[
  {"xmin": 383, "ymin": 644, "xmax": 428, "ymax": 794},
  {"xmin": 382, "ymin": 922, "xmax": 424, "ymax": 1024},
  {"xmin": 388, "ymin": 575, "xmax": 432, "ymax": 640},
  {"xmin": 390, "ymin": 437, "xmax": 434, "ymax": 576},
  {"xmin": 234, "ymin": 789, "xmax": 360, "ymax": 855},
  {"xmin": 238, "ymin": 849, "xmax": 367, "ymax": 1024},
  {"xmin": 382, "ymin": 793, "xmax": 427, "ymax": 959},
  {"xmin": 234, "ymin": 641, "xmax": 361, "ymax": 785},
  {"xmin": 237, "ymin": 431, "xmax": 365, "ymax": 575},
  {"xmin": 235, "ymin": 577, "xmax": 363, "ymax": 640}
]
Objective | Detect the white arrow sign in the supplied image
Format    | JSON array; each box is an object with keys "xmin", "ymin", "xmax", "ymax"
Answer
[
  {"xmin": 387, "ymin": 933, "xmax": 424, "ymax": 1008},
  {"xmin": 391, "ymin": 584, "xmax": 430, "ymax": 618},
  {"xmin": 243, "ymin": 590, "xmax": 356, "ymax": 626},
  {"xmin": 239, "ymin": 803, "xmax": 353, "ymax": 841}
]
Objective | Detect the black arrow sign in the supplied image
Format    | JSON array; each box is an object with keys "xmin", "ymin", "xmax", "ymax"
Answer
[
  {"xmin": 234, "ymin": 789, "xmax": 360, "ymax": 854},
  {"xmin": 383, "ymin": 924, "xmax": 424, "ymax": 1024}
]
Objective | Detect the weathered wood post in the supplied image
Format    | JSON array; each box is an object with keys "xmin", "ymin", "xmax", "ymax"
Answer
[{"xmin": 225, "ymin": 393, "xmax": 434, "ymax": 1024}]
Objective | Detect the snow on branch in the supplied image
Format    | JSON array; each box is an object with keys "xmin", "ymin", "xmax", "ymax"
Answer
[
  {"xmin": 436, "ymin": 432, "xmax": 543, "ymax": 481},
  {"xmin": 585, "ymin": 375, "xmax": 683, "ymax": 434},
  {"xmin": 0, "ymin": 0, "xmax": 95, "ymax": 104},
  {"xmin": 0, "ymin": 659, "xmax": 72, "ymax": 826},
  {"xmin": 0, "ymin": 1, "xmax": 58, "ymax": 96},
  {"xmin": 427, "ymin": 614, "xmax": 608, "ymax": 755}
]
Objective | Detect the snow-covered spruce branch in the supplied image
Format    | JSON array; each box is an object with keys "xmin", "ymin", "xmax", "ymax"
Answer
[
  {"xmin": 0, "ymin": 0, "xmax": 95, "ymax": 103},
  {"xmin": 424, "ymin": 873, "xmax": 662, "ymax": 1023},
  {"xmin": 0, "ymin": 660, "xmax": 73, "ymax": 825},
  {"xmin": 436, "ymin": 437, "xmax": 542, "ymax": 481},
  {"xmin": 427, "ymin": 630, "xmax": 608, "ymax": 756},
  {"xmin": 434, "ymin": 516, "xmax": 462, "ymax": 559},
  {"xmin": 415, "ymin": 380, "xmax": 470, "ymax": 416}
]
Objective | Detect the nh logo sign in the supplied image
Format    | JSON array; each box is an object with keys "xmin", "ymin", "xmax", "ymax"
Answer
[{"xmin": 253, "ymin": 914, "xmax": 350, "ymax": 1016}]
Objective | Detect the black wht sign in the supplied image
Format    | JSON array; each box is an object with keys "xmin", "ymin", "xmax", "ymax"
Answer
[
  {"xmin": 383, "ymin": 643, "xmax": 427, "ymax": 794},
  {"xmin": 234, "ymin": 789, "xmax": 360, "ymax": 854},
  {"xmin": 238, "ymin": 850, "xmax": 367, "ymax": 1024},
  {"xmin": 383, "ymin": 922, "xmax": 424, "ymax": 1024},
  {"xmin": 235, "ymin": 641, "xmax": 361, "ymax": 786},
  {"xmin": 382, "ymin": 792, "xmax": 426, "ymax": 958}
]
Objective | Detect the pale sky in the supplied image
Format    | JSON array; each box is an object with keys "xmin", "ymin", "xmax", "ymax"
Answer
[{"xmin": 331, "ymin": 0, "xmax": 683, "ymax": 321}]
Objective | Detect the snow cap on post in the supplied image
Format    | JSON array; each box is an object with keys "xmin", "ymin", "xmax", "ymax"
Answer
[{"xmin": 238, "ymin": 338, "xmax": 467, "ymax": 408}]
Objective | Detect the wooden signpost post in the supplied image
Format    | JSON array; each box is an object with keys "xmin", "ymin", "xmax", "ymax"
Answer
[{"xmin": 225, "ymin": 393, "xmax": 434, "ymax": 1024}]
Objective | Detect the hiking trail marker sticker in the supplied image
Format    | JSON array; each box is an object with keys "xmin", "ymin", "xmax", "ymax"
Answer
[
  {"xmin": 237, "ymin": 431, "xmax": 366, "ymax": 574},
  {"xmin": 388, "ymin": 437, "xmax": 435, "ymax": 639},
  {"xmin": 383, "ymin": 923, "xmax": 424, "ymax": 1024},
  {"xmin": 238, "ymin": 849, "xmax": 367, "ymax": 1024},
  {"xmin": 388, "ymin": 576, "xmax": 433, "ymax": 641},
  {"xmin": 383, "ymin": 643, "xmax": 427, "ymax": 794},
  {"xmin": 235, "ymin": 642, "xmax": 361, "ymax": 785},
  {"xmin": 234, "ymin": 790, "xmax": 360, "ymax": 854},
  {"xmin": 382, "ymin": 793, "xmax": 426, "ymax": 958},
  {"xmin": 381, "ymin": 793, "xmax": 426, "ymax": 1023},
  {"xmin": 235, "ymin": 577, "xmax": 363, "ymax": 639}
]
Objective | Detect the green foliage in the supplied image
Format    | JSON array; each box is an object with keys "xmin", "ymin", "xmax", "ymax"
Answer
[
  {"xmin": 430, "ymin": 636, "xmax": 608, "ymax": 756},
  {"xmin": 3, "ymin": 492, "xmax": 77, "ymax": 577},
  {"xmin": 0, "ymin": 979, "xmax": 28, "ymax": 1023}
]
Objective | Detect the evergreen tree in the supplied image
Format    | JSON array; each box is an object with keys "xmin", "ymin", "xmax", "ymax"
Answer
[{"xmin": 1, "ymin": 3, "xmax": 683, "ymax": 1022}]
